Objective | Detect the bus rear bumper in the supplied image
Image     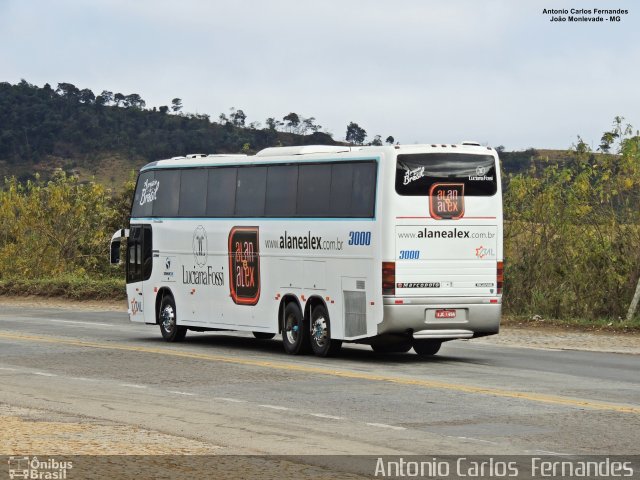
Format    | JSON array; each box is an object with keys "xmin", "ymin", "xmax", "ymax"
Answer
[{"xmin": 379, "ymin": 297, "xmax": 501, "ymax": 339}]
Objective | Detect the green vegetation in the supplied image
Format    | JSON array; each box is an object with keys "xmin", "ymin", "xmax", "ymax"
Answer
[
  {"xmin": 0, "ymin": 276, "xmax": 125, "ymax": 300},
  {"xmin": 503, "ymin": 118, "xmax": 640, "ymax": 323},
  {"xmin": 502, "ymin": 314, "xmax": 640, "ymax": 333},
  {"xmin": 1, "ymin": 79, "xmax": 639, "ymax": 329}
]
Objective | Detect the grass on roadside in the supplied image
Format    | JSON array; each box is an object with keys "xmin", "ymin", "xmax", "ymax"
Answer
[
  {"xmin": 502, "ymin": 314, "xmax": 640, "ymax": 333},
  {"xmin": 0, "ymin": 276, "xmax": 126, "ymax": 301}
]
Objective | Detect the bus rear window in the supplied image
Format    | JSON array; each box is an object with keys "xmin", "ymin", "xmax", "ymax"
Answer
[{"xmin": 396, "ymin": 153, "xmax": 497, "ymax": 196}]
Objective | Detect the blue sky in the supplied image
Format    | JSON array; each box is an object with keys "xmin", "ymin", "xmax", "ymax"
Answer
[{"xmin": 0, "ymin": 0, "xmax": 638, "ymax": 150}]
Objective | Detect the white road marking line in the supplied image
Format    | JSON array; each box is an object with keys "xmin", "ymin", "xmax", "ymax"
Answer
[
  {"xmin": 456, "ymin": 436, "xmax": 499, "ymax": 445},
  {"xmin": 119, "ymin": 383, "xmax": 147, "ymax": 389},
  {"xmin": 169, "ymin": 391, "xmax": 196, "ymax": 396},
  {"xmin": 70, "ymin": 377, "xmax": 98, "ymax": 382},
  {"xmin": 45, "ymin": 319, "xmax": 114, "ymax": 327},
  {"xmin": 213, "ymin": 397, "xmax": 247, "ymax": 403},
  {"xmin": 366, "ymin": 422, "xmax": 406, "ymax": 431},
  {"xmin": 0, "ymin": 367, "xmax": 17, "ymax": 371},
  {"xmin": 309, "ymin": 413, "xmax": 343, "ymax": 420},
  {"xmin": 258, "ymin": 404, "xmax": 289, "ymax": 411},
  {"xmin": 33, "ymin": 372, "xmax": 57, "ymax": 377}
]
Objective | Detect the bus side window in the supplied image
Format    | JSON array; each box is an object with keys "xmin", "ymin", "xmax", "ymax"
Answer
[
  {"xmin": 351, "ymin": 162, "xmax": 376, "ymax": 217},
  {"xmin": 235, "ymin": 166, "xmax": 267, "ymax": 217},
  {"xmin": 297, "ymin": 164, "xmax": 331, "ymax": 216}
]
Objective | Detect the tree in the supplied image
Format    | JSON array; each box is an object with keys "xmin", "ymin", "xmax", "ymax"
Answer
[
  {"xmin": 283, "ymin": 112, "xmax": 300, "ymax": 133},
  {"xmin": 56, "ymin": 83, "xmax": 80, "ymax": 100},
  {"xmin": 599, "ymin": 132, "xmax": 617, "ymax": 153},
  {"xmin": 302, "ymin": 117, "xmax": 321, "ymax": 134},
  {"xmin": 370, "ymin": 135, "xmax": 383, "ymax": 146},
  {"xmin": 265, "ymin": 117, "xmax": 284, "ymax": 131},
  {"xmin": 124, "ymin": 93, "xmax": 145, "ymax": 109},
  {"xmin": 385, "ymin": 136, "xmax": 395, "ymax": 145},
  {"xmin": 79, "ymin": 88, "xmax": 95, "ymax": 104},
  {"xmin": 158, "ymin": 105, "xmax": 169, "ymax": 114},
  {"xmin": 96, "ymin": 90, "xmax": 113, "ymax": 106},
  {"xmin": 113, "ymin": 93, "xmax": 125, "ymax": 107},
  {"xmin": 346, "ymin": 122, "xmax": 367, "ymax": 145},
  {"xmin": 230, "ymin": 108, "xmax": 246, "ymax": 127},
  {"xmin": 171, "ymin": 98, "xmax": 183, "ymax": 112}
]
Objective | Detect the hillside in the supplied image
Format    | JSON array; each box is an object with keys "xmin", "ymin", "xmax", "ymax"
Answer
[
  {"xmin": 0, "ymin": 79, "xmax": 591, "ymax": 189},
  {"xmin": 0, "ymin": 80, "xmax": 338, "ymax": 188}
]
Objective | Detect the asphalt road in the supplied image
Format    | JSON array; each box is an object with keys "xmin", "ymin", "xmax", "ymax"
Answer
[{"xmin": 0, "ymin": 304, "xmax": 639, "ymax": 458}]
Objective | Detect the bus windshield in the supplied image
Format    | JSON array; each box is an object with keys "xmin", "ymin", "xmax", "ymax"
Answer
[{"xmin": 395, "ymin": 153, "xmax": 497, "ymax": 196}]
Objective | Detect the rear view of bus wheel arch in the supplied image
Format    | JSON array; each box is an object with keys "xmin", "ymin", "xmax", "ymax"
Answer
[
  {"xmin": 282, "ymin": 301, "xmax": 311, "ymax": 355},
  {"xmin": 310, "ymin": 304, "xmax": 342, "ymax": 357},
  {"xmin": 158, "ymin": 294, "xmax": 187, "ymax": 342}
]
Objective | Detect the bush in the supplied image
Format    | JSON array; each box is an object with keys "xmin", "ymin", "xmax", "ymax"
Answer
[
  {"xmin": 503, "ymin": 126, "xmax": 640, "ymax": 319},
  {"xmin": 0, "ymin": 170, "xmax": 130, "ymax": 280}
]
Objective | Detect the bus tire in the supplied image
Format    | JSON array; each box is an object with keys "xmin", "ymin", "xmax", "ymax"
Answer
[
  {"xmin": 310, "ymin": 305, "xmax": 342, "ymax": 357},
  {"xmin": 413, "ymin": 339, "xmax": 441, "ymax": 356},
  {"xmin": 253, "ymin": 332, "xmax": 276, "ymax": 340},
  {"xmin": 282, "ymin": 302, "xmax": 310, "ymax": 355},
  {"xmin": 158, "ymin": 295, "xmax": 187, "ymax": 342}
]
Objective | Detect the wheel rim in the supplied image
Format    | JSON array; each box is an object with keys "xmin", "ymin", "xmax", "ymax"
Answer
[
  {"xmin": 285, "ymin": 313, "xmax": 299, "ymax": 344},
  {"xmin": 160, "ymin": 303, "xmax": 175, "ymax": 334},
  {"xmin": 312, "ymin": 315, "xmax": 328, "ymax": 347}
]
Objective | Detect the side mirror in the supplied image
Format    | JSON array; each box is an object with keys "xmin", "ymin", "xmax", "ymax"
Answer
[{"xmin": 110, "ymin": 228, "xmax": 129, "ymax": 265}]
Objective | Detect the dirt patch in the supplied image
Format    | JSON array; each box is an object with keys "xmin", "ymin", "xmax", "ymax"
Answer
[
  {"xmin": 476, "ymin": 325, "xmax": 640, "ymax": 354},
  {"xmin": 0, "ymin": 296, "xmax": 127, "ymax": 312},
  {"xmin": 0, "ymin": 404, "xmax": 216, "ymax": 455},
  {"xmin": 0, "ymin": 404, "xmax": 368, "ymax": 478}
]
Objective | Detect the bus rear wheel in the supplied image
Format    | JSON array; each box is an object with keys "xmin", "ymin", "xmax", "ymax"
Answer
[
  {"xmin": 282, "ymin": 302, "xmax": 310, "ymax": 355},
  {"xmin": 413, "ymin": 339, "xmax": 441, "ymax": 356},
  {"xmin": 310, "ymin": 305, "xmax": 342, "ymax": 357},
  {"xmin": 158, "ymin": 295, "xmax": 187, "ymax": 342}
]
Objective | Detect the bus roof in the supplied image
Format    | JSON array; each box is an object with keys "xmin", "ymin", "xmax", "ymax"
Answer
[{"xmin": 140, "ymin": 143, "xmax": 496, "ymax": 171}]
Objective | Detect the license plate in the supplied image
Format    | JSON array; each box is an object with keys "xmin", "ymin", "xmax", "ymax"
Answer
[{"xmin": 435, "ymin": 309, "xmax": 456, "ymax": 319}]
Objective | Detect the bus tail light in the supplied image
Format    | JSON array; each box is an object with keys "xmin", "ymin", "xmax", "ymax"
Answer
[
  {"xmin": 382, "ymin": 262, "xmax": 395, "ymax": 296},
  {"xmin": 497, "ymin": 261, "xmax": 504, "ymax": 294}
]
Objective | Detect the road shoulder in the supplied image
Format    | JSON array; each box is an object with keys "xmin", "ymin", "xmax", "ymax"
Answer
[{"xmin": 1, "ymin": 296, "xmax": 638, "ymax": 354}]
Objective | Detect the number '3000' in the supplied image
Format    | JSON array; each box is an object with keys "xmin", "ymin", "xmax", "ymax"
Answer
[
  {"xmin": 399, "ymin": 250, "xmax": 420, "ymax": 260},
  {"xmin": 348, "ymin": 231, "xmax": 371, "ymax": 246}
]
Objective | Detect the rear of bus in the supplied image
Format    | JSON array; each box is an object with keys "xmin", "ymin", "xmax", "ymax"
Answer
[{"xmin": 379, "ymin": 144, "xmax": 503, "ymax": 346}]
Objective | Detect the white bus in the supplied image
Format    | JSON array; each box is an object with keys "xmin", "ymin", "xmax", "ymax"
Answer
[{"xmin": 110, "ymin": 143, "xmax": 503, "ymax": 357}]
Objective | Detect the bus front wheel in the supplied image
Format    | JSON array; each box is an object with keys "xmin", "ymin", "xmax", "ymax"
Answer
[
  {"xmin": 282, "ymin": 302, "xmax": 310, "ymax": 355},
  {"xmin": 413, "ymin": 339, "xmax": 441, "ymax": 356},
  {"xmin": 310, "ymin": 305, "xmax": 342, "ymax": 357},
  {"xmin": 158, "ymin": 295, "xmax": 187, "ymax": 342}
]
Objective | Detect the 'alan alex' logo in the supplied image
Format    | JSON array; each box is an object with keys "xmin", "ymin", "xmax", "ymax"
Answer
[{"xmin": 193, "ymin": 226, "xmax": 208, "ymax": 267}]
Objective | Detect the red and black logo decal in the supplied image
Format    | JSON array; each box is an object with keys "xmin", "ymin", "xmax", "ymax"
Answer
[
  {"xmin": 228, "ymin": 226, "xmax": 260, "ymax": 305},
  {"xmin": 429, "ymin": 183, "xmax": 465, "ymax": 220}
]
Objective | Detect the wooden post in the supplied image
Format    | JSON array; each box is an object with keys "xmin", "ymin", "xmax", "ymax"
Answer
[{"xmin": 626, "ymin": 275, "xmax": 640, "ymax": 321}]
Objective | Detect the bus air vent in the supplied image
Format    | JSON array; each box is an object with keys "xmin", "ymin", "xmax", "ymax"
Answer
[
  {"xmin": 356, "ymin": 280, "xmax": 365, "ymax": 290},
  {"xmin": 344, "ymin": 291, "xmax": 367, "ymax": 337}
]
